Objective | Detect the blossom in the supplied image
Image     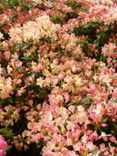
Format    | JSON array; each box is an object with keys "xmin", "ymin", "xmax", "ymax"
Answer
[
  {"xmin": 31, "ymin": 0, "xmax": 43, "ymax": 4},
  {"xmin": 102, "ymin": 42, "xmax": 116, "ymax": 57},
  {"xmin": 0, "ymin": 76, "xmax": 13, "ymax": 99},
  {"xmin": 0, "ymin": 33, "xmax": 3, "ymax": 40},
  {"xmin": 0, "ymin": 135, "xmax": 8, "ymax": 156},
  {"xmin": 9, "ymin": 26, "xmax": 23, "ymax": 44},
  {"xmin": 23, "ymin": 14, "xmax": 60, "ymax": 43}
]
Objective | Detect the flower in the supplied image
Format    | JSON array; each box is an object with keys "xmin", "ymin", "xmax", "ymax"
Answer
[
  {"xmin": 0, "ymin": 77, "xmax": 13, "ymax": 99},
  {"xmin": 0, "ymin": 135, "xmax": 8, "ymax": 156},
  {"xmin": 9, "ymin": 26, "xmax": 23, "ymax": 44},
  {"xmin": 0, "ymin": 33, "xmax": 3, "ymax": 40}
]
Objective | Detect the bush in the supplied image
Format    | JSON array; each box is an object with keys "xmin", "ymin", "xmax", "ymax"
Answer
[{"xmin": 0, "ymin": 0, "xmax": 117, "ymax": 155}]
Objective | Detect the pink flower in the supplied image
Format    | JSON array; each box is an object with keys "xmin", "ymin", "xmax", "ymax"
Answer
[
  {"xmin": 102, "ymin": 43, "xmax": 116, "ymax": 57},
  {"xmin": 109, "ymin": 136, "xmax": 117, "ymax": 143},
  {"xmin": 48, "ymin": 94, "xmax": 61, "ymax": 107},
  {"xmin": 9, "ymin": 26, "xmax": 23, "ymax": 44},
  {"xmin": 89, "ymin": 103, "xmax": 105, "ymax": 123},
  {"xmin": 112, "ymin": 88, "xmax": 117, "ymax": 98},
  {"xmin": 0, "ymin": 76, "xmax": 13, "ymax": 99},
  {"xmin": 0, "ymin": 135, "xmax": 8, "ymax": 156}
]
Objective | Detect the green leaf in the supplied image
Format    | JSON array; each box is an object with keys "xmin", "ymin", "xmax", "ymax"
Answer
[
  {"xmin": 48, "ymin": 0, "xmax": 54, "ymax": 2},
  {"xmin": 11, "ymin": 44, "xmax": 21, "ymax": 52},
  {"xmin": 66, "ymin": 0, "xmax": 82, "ymax": 9},
  {"xmin": 21, "ymin": 44, "xmax": 30, "ymax": 50},
  {"xmin": 38, "ymin": 89, "xmax": 47, "ymax": 100},
  {"xmin": 12, "ymin": 13, "xmax": 18, "ymax": 22},
  {"xmin": 99, "ymin": 55, "xmax": 106, "ymax": 62},
  {"xmin": 24, "ymin": 2, "xmax": 33, "ymax": 11},
  {"xmin": 7, "ymin": 145, "xmax": 13, "ymax": 151},
  {"xmin": 92, "ymin": 150, "xmax": 100, "ymax": 156},
  {"xmin": 51, "ymin": 14, "xmax": 65, "ymax": 24},
  {"xmin": 0, "ymin": 8, "xmax": 3, "ymax": 13},
  {"xmin": 0, "ymin": 97, "xmax": 14, "ymax": 105},
  {"xmin": 0, "ymin": 128, "xmax": 14, "ymax": 138},
  {"xmin": 82, "ymin": 154, "xmax": 87, "ymax": 156},
  {"xmin": 21, "ymin": 56, "xmax": 32, "ymax": 61},
  {"xmin": 112, "ymin": 98, "xmax": 117, "ymax": 103},
  {"xmin": 35, "ymin": 72, "xmax": 41, "ymax": 79},
  {"xmin": 82, "ymin": 95, "xmax": 90, "ymax": 103},
  {"xmin": 2, "ymin": 0, "xmax": 24, "ymax": 9},
  {"xmin": 56, "ymin": 47, "xmax": 65, "ymax": 55}
]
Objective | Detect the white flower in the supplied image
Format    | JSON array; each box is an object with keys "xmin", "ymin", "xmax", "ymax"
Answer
[
  {"xmin": 36, "ymin": 77, "xmax": 44, "ymax": 88},
  {"xmin": 0, "ymin": 32, "xmax": 3, "ymax": 40}
]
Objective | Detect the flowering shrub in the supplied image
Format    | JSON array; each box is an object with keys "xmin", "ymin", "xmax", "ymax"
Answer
[{"xmin": 0, "ymin": 0, "xmax": 117, "ymax": 155}]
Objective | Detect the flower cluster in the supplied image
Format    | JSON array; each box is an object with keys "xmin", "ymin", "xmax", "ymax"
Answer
[
  {"xmin": 9, "ymin": 14, "xmax": 60, "ymax": 44},
  {"xmin": 0, "ymin": 0, "xmax": 117, "ymax": 155}
]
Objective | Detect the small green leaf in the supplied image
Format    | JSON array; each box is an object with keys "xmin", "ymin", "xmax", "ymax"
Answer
[
  {"xmin": 12, "ymin": 13, "xmax": 18, "ymax": 22},
  {"xmin": 21, "ymin": 44, "xmax": 30, "ymax": 50},
  {"xmin": 24, "ymin": 2, "xmax": 33, "ymax": 11},
  {"xmin": 92, "ymin": 149, "xmax": 100, "ymax": 156},
  {"xmin": 38, "ymin": 89, "xmax": 46, "ymax": 100},
  {"xmin": 51, "ymin": 14, "xmax": 65, "ymax": 24},
  {"xmin": 82, "ymin": 95, "xmax": 90, "ymax": 103},
  {"xmin": 7, "ymin": 145, "xmax": 13, "ymax": 151},
  {"xmin": 21, "ymin": 56, "xmax": 32, "ymax": 61},
  {"xmin": 0, "ymin": 128, "xmax": 14, "ymax": 138},
  {"xmin": 112, "ymin": 98, "xmax": 117, "ymax": 103}
]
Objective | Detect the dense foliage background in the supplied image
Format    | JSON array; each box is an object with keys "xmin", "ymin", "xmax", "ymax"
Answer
[{"xmin": 0, "ymin": 0, "xmax": 117, "ymax": 155}]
